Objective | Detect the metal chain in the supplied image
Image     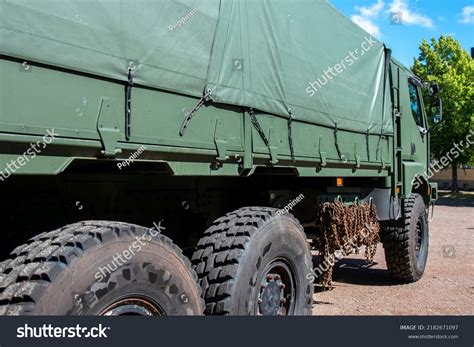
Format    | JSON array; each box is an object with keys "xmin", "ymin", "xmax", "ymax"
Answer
[{"xmin": 317, "ymin": 200, "xmax": 380, "ymax": 288}]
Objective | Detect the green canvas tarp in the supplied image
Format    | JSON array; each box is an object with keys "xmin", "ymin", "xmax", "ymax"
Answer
[{"xmin": 0, "ymin": 0, "xmax": 392, "ymax": 134}]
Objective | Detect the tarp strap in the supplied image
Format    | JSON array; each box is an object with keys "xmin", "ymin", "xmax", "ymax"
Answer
[
  {"xmin": 382, "ymin": 46, "xmax": 391, "ymax": 126},
  {"xmin": 366, "ymin": 128, "xmax": 371, "ymax": 162},
  {"xmin": 376, "ymin": 134, "xmax": 381, "ymax": 160},
  {"xmin": 385, "ymin": 48, "xmax": 395, "ymax": 112},
  {"xmin": 249, "ymin": 108, "xmax": 269, "ymax": 146},
  {"xmin": 179, "ymin": 89, "xmax": 213, "ymax": 137},
  {"xmin": 287, "ymin": 109, "xmax": 295, "ymax": 162},
  {"xmin": 377, "ymin": 46, "xmax": 392, "ymax": 166},
  {"xmin": 125, "ymin": 68, "xmax": 134, "ymax": 141},
  {"xmin": 334, "ymin": 123, "xmax": 343, "ymax": 160}
]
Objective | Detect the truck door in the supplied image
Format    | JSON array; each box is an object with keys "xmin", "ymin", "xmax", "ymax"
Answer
[
  {"xmin": 394, "ymin": 71, "xmax": 430, "ymax": 197},
  {"xmin": 400, "ymin": 77, "xmax": 429, "ymax": 168}
]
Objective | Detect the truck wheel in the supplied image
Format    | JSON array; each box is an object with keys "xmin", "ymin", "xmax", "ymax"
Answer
[
  {"xmin": 382, "ymin": 194, "xmax": 429, "ymax": 282},
  {"xmin": 192, "ymin": 207, "xmax": 313, "ymax": 315},
  {"xmin": 0, "ymin": 221, "xmax": 203, "ymax": 315}
]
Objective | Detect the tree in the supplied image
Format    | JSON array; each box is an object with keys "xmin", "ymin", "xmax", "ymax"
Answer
[{"xmin": 412, "ymin": 35, "xmax": 474, "ymax": 191}]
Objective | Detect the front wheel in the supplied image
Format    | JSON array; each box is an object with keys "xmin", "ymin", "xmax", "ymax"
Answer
[
  {"xmin": 382, "ymin": 194, "xmax": 429, "ymax": 282},
  {"xmin": 192, "ymin": 207, "xmax": 314, "ymax": 316}
]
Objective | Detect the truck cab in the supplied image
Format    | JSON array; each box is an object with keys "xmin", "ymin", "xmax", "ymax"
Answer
[{"xmin": 391, "ymin": 59, "xmax": 440, "ymax": 202}]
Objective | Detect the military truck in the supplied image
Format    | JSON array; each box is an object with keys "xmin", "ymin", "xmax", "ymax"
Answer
[{"xmin": 0, "ymin": 0, "xmax": 440, "ymax": 316}]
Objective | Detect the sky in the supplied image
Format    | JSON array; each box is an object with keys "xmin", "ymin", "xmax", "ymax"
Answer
[{"xmin": 329, "ymin": 0, "xmax": 474, "ymax": 67}]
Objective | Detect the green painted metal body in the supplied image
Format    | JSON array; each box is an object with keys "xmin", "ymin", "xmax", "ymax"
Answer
[
  {"xmin": 0, "ymin": 55, "xmax": 432, "ymax": 198},
  {"xmin": 0, "ymin": 0, "xmax": 434, "ymax": 203}
]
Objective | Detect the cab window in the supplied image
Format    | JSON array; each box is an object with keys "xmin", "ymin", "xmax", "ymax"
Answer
[{"xmin": 408, "ymin": 82, "xmax": 423, "ymax": 127}]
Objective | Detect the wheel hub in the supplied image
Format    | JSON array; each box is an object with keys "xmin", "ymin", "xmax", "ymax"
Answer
[
  {"xmin": 100, "ymin": 297, "xmax": 165, "ymax": 316},
  {"xmin": 257, "ymin": 260, "xmax": 295, "ymax": 316},
  {"xmin": 259, "ymin": 274, "xmax": 286, "ymax": 316}
]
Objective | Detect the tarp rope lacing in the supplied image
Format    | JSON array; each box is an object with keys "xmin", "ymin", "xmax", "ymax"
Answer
[
  {"xmin": 125, "ymin": 68, "xmax": 134, "ymax": 140},
  {"xmin": 249, "ymin": 108, "xmax": 269, "ymax": 146},
  {"xmin": 288, "ymin": 109, "xmax": 295, "ymax": 162},
  {"xmin": 179, "ymin": 89, "xmax": 213, "ymax": 137}
]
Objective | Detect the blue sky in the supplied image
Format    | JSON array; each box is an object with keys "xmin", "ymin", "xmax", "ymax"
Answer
[{"xmin": 329, "ymin": 0, "xmax": 474, "ymax": 67}]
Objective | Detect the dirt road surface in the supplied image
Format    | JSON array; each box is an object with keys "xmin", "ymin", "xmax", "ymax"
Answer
[{"xmin": 311, "ymin": 202, "xmax": 474, "ymax": 315}]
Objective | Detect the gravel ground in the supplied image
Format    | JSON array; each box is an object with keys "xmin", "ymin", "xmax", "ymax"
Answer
[{"xmin": 311, "ymin": 202, "xmax": 474, "ymax": 315}]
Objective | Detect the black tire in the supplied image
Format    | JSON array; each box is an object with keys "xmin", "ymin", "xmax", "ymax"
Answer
[
  {"xmin": 192, "ymin": 207, "xmax": 313, "ymax": 316},
  {"xmin": 382, "ymin": 194, "xmax": 429, "ymax": 282},
  {"xmin": 0, "ymin": 221, "xmax": 204, "ymax": 315}
]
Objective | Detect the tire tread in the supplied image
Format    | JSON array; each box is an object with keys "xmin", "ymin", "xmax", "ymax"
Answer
[
  {"xmin": 382, "ymin": 194, "xmax": 426, "ymax": 282},
  {"xmin": 0, "ymin": 221, "xmax": 203, "ymax": 315},
  {"xmin": 192, "ymin": 207, "xmax": 309, "ymax": 315}
]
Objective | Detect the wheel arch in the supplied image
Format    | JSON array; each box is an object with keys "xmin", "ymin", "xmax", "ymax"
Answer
[{"xmin": 403, "ymin": 161, "xmax": 430, "ymax": 205}]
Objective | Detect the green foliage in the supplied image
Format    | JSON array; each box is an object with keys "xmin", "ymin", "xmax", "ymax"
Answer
[{"xmin": 412, "ymin": 35, "xmax": 474, "ymax": 166}]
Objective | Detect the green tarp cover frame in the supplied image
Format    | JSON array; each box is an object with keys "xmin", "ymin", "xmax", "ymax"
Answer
[{"xmin": 0, "ymin": 0, "xmax": 393, "ymax": 135}]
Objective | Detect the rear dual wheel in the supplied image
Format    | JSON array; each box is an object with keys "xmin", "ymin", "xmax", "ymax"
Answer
[
  {"xmin": 192, "ymin": 207, "xmax": 314, "ymax": 316},
  {"xmin": 1, "ymin": 211, "xmax": 314, "ymax": 316}
]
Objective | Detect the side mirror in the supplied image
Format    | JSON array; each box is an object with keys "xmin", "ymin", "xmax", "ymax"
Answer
[
  {"xmin": 432, "ymin": 114, "xmax": 442, "ymax": 124},
  {"xmin": 429, "ymin": 98, "xmax": 443, "ymax": 131},
  {"xmin": 429, "ymin": 82, "xmax": 440, "ymax": 97},
  {"xmin": 428, "ymin": 82, "xmax": 442, "ymax": 130},
  {"xmin": 431, "ymin": 97, "xmax": 441, "ymax": 108}
]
